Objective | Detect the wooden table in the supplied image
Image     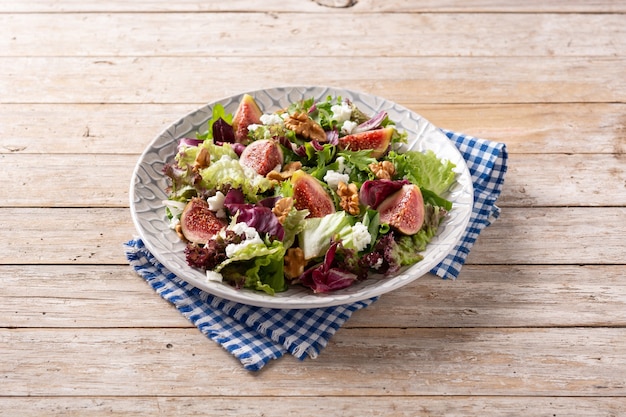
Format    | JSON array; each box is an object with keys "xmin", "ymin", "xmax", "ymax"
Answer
[{"xmin": 2, "ymin": 1, "xmax": 625, "ymax": 415}]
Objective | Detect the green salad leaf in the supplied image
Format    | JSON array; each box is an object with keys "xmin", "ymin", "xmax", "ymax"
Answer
[{"xmin": 390, "ymin": 149, "xmax": 457, "ymax": 195}]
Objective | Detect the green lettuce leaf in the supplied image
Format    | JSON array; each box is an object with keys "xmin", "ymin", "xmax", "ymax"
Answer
[
  {"xmin": 217, "ymin": 240, "xmax": 287, "ymax": 295},
  {"xmin": 390, "ymin": 150, "xmax": 456, "ymax": 196},
  {"xmin": 281, "ymin": 207, "xmax": 309, "ymax": 249},
  {"xmin": 298, "ymin": 211, "xmax": 354, "ymax": 260},
  {"xmin": 199, "ymin": 156, "xmax": 273, "ymax": 201},
  {"xmin": 394, "ymin": 203, "xmax": 448, "ymax": 264}
]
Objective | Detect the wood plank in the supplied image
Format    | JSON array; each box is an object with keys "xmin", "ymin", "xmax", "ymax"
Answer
[
  {"xmin": 4, "ymin": 13, "xmax": 624, "ymax": 58},
  {"xmin": 3, "ymin": 153, "xmax": 625, "ymax": 208},
  {"xmin": 1, "ymin": 207, "xmax": 625, "ymax": 265},
  {"xmin": 499, "ymin": 153, "xmax": 626, "ymax": 207},
  {"xmin": 1, "ymin": 57, "xmax": 624, "ymax": 104},
  {"xmin": 2, "ymin": 103, "xmax": 625, "ymax": 155},
  {"xmin": 2, "ymin": 327, "xmax": 625, "ymax": 396},
  {"xmin": 0, "ymin": 103, "xmax": 198, "ymax": 155},
  {"xmin": 1, "ymin": 265, "xmax": 625, "ymax": 329},
  {"xmin": 1, "ymin": 0, "xmax": 624, "ymax": 13},
  {"xmin": 0, "ymin": 396, "xmax": 622, "ymax": 417},
  {"xmin": 419, "ymin": 103, "xmax": 626, "ymax": 155},
  {"xmin": 2, "ymin": 208, "xmax": 135, "ymax": 265},
  {"xmin": 468, "ymin": 206, "xmax": 626, "ymax": 265}
]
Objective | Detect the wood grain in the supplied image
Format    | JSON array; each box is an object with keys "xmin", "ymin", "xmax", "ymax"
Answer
[
  {"xmin": 2, "ymin": 265, "xmax": 625, "ymax": 329},
  {"xmin": 2, "ymin": 103, "xmax": 625, "ymax": 155},
  {"xmin": 3, "ymin": 13, "xmax": 624, "ymax": 58},
  {"xmin": 0, "ymin": 396, "xmax": 622, "ymax": 417},
  {"xmin": 2, "ymin": 327, "xmax": 625, "ymax": 396},
  {"xmin": 2, "ymin": 57, "xmax": 624, "ymax": 105},
  {"xmin": 1, "ymin": 0, "xmax": 624, "ymax": 13}
]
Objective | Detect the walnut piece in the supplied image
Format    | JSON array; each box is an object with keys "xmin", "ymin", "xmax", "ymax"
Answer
[
  {"xmin": 369, "ymin": 160, "xmax": 395, "ymax": 180},
  {"xmin": 266, "ymin": 161, "xmax": 303, "ymax": 182},
  {"xmin": 337, "ymin": 181, "xmax": 360, "ymax": 215},
  {"xmin": 175, "ymin": 223, "xmax": 186, "ymax": 241},
  {"xmin": 284, "ymin": 112, "xmax": 327, "ymax": 142},
  {"xmin": 193, "ymin": 147, "xmax": 210, "ymax": 172},
  {"xmin": 272, "ymin": 197, "xmax": 294, "ymax": 224},
  {"xmin": 284, "ymin": 247, "xmax": 306, "ymax": 279}
]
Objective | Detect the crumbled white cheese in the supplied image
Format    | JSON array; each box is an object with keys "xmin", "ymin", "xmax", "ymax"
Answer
[
  {"xmin": 341, "ymin": 120, "xmax": 358, "ymax": 135},
  {"xmin": 246, "ymin": 123, "xmax": 261, "ymax": 132},
  {"xmin": 168, "ymin": 216, "xmax": 179, "ymax": 230},
  {"xmin": 206, "ymin": 269, "xmax": 224, "ymax": 282},
  {"xmin": 335, "ymin": 156, "xmax": 352, "ymax": 175},
  {"xmin": 331, "ymin": 102, "xmax": 352, "ymax": 123},
  {"xmin": 225, "ymin": 223, "xmax": 264, "ymax": 258},
  {"xmin": 163, "ymin": 199, "xmax": 186, "ymax": 229},
  {"xmin": 207, "ymin": 191, "xmax": 226, "ymax": 218},
  {"xmin": 260, "ymin": 113, "xmax": 284, "ymax": 126},
  {"xmin": 242, "ymin": 165, "xmax": 269, "ymax": 189},
  {"xmin": 372, "ymin": 257, "xmax": 384, "ymax": 270},
  {"xmin": 323, "ymin": 170, "xmax": 350, "ymax": 190},
  {"xmin": 350, "ymin": 222, "xmax": 372, "ymax": 252}
]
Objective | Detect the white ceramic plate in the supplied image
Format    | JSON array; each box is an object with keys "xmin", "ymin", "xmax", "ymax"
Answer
[{"xmin": 130, "ymin": 86, "xmax": 473, "ymax": 308}]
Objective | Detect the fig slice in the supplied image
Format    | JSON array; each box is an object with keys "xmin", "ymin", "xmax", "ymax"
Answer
[
  {"xmin": 338, "ymin": 126, "xmax": 394, "ymax": 158},
  {"xmin": 231, "ymin": 94, "xmax": 263, "ymax": 144},
  {"xmin": 291, "ymin": 170, "xmax": 336, "ymax": 218},
  {"xmin": 179, "ymin": 197, "xmax": 227, "ymax": 244},
  {"xmin": 377, "ymin": 184, "xmax": 425, "ymax": 235},
  {"xmin": 238, "ymin": 139, "xmax": 283, "ymax": 176}
]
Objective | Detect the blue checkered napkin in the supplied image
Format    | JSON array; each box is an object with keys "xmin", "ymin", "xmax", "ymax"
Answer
[
  {"xmin": 124, "ymin": 238, "xmax": 375, "ymax": 371},
  {"xmin": 430, "ymin": 130, "xmax": 508, "ymax": 279},
  {"xmin": 125, "ymin": 130, "xmax": 507, "ymax": 371}
]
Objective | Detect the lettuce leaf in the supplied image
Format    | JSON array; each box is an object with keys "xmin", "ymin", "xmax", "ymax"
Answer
[
  {"xmin": 217, "ymin": 240, "xmax": 287, "ymax": 295},
  {"xmin": 281, "ymin": 207, "xmax": 309, "ymax": 249},
  {"xmin": 390, "ymin": 149, "xmax": 456, "ymax": 196},
  {"xmin": 199, "ymin": 156, "xmax": 273, "ymax": 201},
  {"xmin": 298, "ymin": 211, "xmax": 354, "ymax": 260}
]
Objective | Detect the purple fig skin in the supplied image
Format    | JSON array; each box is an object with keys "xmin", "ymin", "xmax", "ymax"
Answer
[
  {"xmin": 180, "ymin": 198, "xmax": 227, "ymax": 244},
  {"xmin": 291, "ymin": 170, "xmax": 336, "ymax": 218},
  {"xmin": 377, "ymin": 184, "xmax": 424, "ymax": 235},
  {"xmin": 239, "ymin": 139, "xmax": 283, "ymax": 176},
  {"xmin": 338, "ymin": 126, "xmax": 394, "ymax": 158},
  {"xmin": 232, "ymin": 94, "xmax": 263, "ymax": 144}
]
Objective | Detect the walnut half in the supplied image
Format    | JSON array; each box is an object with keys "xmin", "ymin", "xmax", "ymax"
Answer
[
  {"xmin": 272, "ymin": 197, "xmax": 294, "ymax": 224},
  {"xmin": 284, "ymin": 112, "xmax": 327, "ymax": 142},
  {"xmin": 369, "ymin": 161, "xmax": 395, "ymax": 180},
  {"xmin": 337, "ymin": 181, "xmax": 360, "ymax": 215}
]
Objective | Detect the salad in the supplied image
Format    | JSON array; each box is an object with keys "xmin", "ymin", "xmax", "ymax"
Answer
[{"xmin": 162, "ymin": 94, "xmax": 457, "ymax": 295}]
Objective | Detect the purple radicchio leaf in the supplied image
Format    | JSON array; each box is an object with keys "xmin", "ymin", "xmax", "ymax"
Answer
[
  {"xmin": 177, "ymin": 137, "xmax": 203, "ymax": 151},
  {"xmin": 311, "ymin": 140, "xmax": 324, "ymax": 151},
  {"xmin": 279, "ymin": 136, "xmax": 307, "ymax": 157},
  {"xmin": 224, "ymin": 188, "xmax": 245, "ymax": 207},
  {"xmin": 359, "ymin": 179, "xmax": 410, "ymax": 209},
  {"xmin": 212, "ymin": 117, "xmax": 235, "ymax": 143},
  {"xmin": 298, "ymin": 241, "xmax": 358, "ymax": 293},
  {"xmin": 224, "ymin": 189, "xmax": 285, "ymax": 240},
  {"xmin": 353, "ymin": 111, "xmax": 388, "ymax": 134},
  {"xmin": 230, "ymin": 205, "xmax": 285, "ymax": 240},
  {"xmin": 326, "ymin": 129, "xmax": 339, "ymax": 145}
]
